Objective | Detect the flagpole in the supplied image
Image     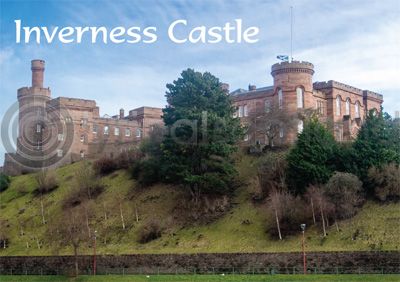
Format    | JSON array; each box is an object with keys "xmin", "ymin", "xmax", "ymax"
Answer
[{"xmin": 290, "ymin": 6, "xmax": 293, "ymax": 62}]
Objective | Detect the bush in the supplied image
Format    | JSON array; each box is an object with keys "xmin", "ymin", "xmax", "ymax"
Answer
[
  {"xmin": 131, "ymin": 158, "xmax": 160, "ymax": 187},
  {"xmin": 0, "ymin": 173, "xmax": 11, "ymax": 192},
  {"xmin": 325, "ymin": 172, "xmax": 363, "ymax": 219},
  {"xmin": 137, "ymin": 219, "xmax": 163, "ymax": 244},
  {"xmin": 93, "ymin": 157, "xmax": 118, "ymax": 176},
  {"xmin": 368, "ymin": 163, "xmax": 400, "ymax": 201},
  {"xmin": 63, "ymin": 162, "xmax": 104, "ymax": 208},
  {"xmin": 115, "ymin": 150, "xmax": 143, "ymax": 170},
  {"xmin": 34, "ymin": 170, "xmax": 58, "ymax": 194},
  {"xmin": 257, "ymin": 152, "xmax": 287, "ymax": 198},
  {"xmin": 266, "ymin": 190, "xmax": 311, "ymax": 239}
]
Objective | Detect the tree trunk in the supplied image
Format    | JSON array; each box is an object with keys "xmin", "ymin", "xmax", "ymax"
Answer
[
  {"xmin": 275, "ymin": 209, "xmax": 282, "ymax": 240},
  {"xmin": 85, "ymin": 207, "xmax": 91, "ymax": 238},
  {"xmin": 335, "ymin": 218, "xmax": 339, "ymax": 232},
  {"xmin": 311, "ymin": 198, "xmax": 316, "ymax": 225},
  {"xmin": 40, "ymin": 196, "xmax": 46, "ymax": 225},
  {"xmin": 135, "ymin": 204, "xmax": 139, "ymax": 222},
  {"xmin": 103, "ymin": 202, "xmax": 107, "ymax": 221},
  {"xmin": 74, "ymin": 246, "xmax": 79, "ymax": 277},
  {"xmin": 119, "ymin": 202, "xmax": 126, "ymax": 230},
  {"xmin": 320, "ymin": 204, "xmax": 327, "ymax": 237}
]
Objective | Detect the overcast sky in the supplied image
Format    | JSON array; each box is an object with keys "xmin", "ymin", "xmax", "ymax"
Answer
[{"xmin": 1, "ymin": 0, "xmax": 399, "ymax": 164}]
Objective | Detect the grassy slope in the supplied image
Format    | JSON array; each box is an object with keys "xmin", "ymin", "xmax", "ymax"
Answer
[{"xmin": 0, "ymin": 155, "xmax": 399, "ymax": 256}]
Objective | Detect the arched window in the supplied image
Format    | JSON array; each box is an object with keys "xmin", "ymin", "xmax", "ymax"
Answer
[
  {"xmin": 355, "ymin": 102, "xmax": 360, "ymax": 118},
  {"xmin": 136, "ymin": 128, "xmax": 142, "ymax": 138},
  {"xmin": 278, "ymin": 89, "xmax": 283, "ymax": 109},
  {"xmin": 298, "ymin": 120, "xmax": 304, "ymax": 133},
  {"xmin": 345, "ymin": 99, "xmax": 350, "ymax": 115},
  {"xmin": 336, "ymin": 96, "xmax": 341, "ymax": 116},
  {"xmin": 296, "ymin": 87, "xmax": 304, "ymax": 108},
  {"xmin": 264, "ymin": 100, "xmax": 271, "ymax": 113}
]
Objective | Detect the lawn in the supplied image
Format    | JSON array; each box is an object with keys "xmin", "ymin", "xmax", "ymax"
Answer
[{"xmin": 0, "ymin": 274, "xmax": 399, "ymax": 282}]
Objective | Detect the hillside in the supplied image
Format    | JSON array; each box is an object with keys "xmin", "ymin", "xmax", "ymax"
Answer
[{"xmin": 0, "ymin": 155, "xmax": 399, "ymax": 256}]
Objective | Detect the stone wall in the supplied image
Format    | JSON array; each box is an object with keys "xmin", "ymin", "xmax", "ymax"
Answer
[{"xmin": 0, "ymin": 252, "xmax": 399, "ymax": 275}]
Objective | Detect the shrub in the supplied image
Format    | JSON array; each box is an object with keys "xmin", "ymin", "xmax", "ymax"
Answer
[
  {"xmin": 115, "ymin": 150, "xmax": 142, "ymax": 170},
  {"xmin": 266, "ymin": 190, "xmax": 310, "ymax": 239},
  {"xmin": 34, "ymin": 170, "xmax": 58, "ymax": 194},
  {"xmin": 257, "ymin": 152, "xmax": 287, "ymax": 198},
  {"xmin": 0, "ymin": 173, "xmax": 11, "ymax": 192},
  {"xmin": 137, "ymin": 219, "xmax": 163, "ymax": 244},
  {"xmin": 63, "ymin": 162, "xmax": 104, "ymax": 208},
  {"xmin": 325, "ymin": 172, "xmax": 363, "ymax": 219},
  {"xmin": 368, "ymin": 163, "xmax": 400, "ymax": 201},
  {"xmin": 93, "ymin": 157, "xmax": 118, "ymax": 176},
  {"xmin": 131, "ymin": 158, "xmax": 160, "ymax": 187}
]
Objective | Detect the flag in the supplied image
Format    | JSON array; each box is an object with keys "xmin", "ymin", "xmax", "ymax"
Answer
[{"xmin": 277, "ymin": 55, "xmax": 289, "ymax": 62}]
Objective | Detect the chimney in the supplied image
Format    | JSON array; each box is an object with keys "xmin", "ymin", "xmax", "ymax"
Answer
[
  {"xmin": 248, "ymin": 84, "xmax": 256, "ymax": 91},
  {"xmin": 120, "ymin": 108, "xmax": 125, "ymax": 119},
  {"xmin": 31, "ymin": 59, "xmax": 45, "ymax": 88}
]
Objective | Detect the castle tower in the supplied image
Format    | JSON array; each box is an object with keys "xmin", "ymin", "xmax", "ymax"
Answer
[
  {"xmin": 271, "ymin": 61, "xmax": 314, "ymax": 112},
  {"xmin": 17, "ymin": 60, "xmax": 51, "ymax": 158}
]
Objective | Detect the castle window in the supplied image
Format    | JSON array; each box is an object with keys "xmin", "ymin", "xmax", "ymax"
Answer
[
  {"xmin": 125, "ymin": 128, "xmax": 131, "ymax": 137},
  {"xmin": 297, "ymin": 120, "xmax": 304, "ymax": 133},
  {"xmin": 57, "ymin": 149, "xmax": 63, "ymax": 157},
  {"xmin": 238, "ymin": 106, "xmax": 244, "ymax": 117},
  {"xmin": 93, "ymin": 124, "xmax": 98, "ymax": 134},
  {"xmin": 279, "ymin": 127, "xmax": 284, "ymax": 138},
  {"xmin": 336, "ymin": 96, "xmax": 341, "ymax": 116},
  {"xmin": 58, "ymin": 134, "xmax": 64, "ymax": 141},
  {"xmin": 317, "ymin": 100, "xmax": 324, "ymax": 114},
  {"xmin": 296, "ymin": 87, "xmax": 304, "ymax": 108},
  {"xmin": 80, "ymin": 119, "xmax": 87, "ymax": 128},
  {"xmin": 244, "ymin": 134, "xmax": 249, "ymax": 141},
  {"xmin": 233, "ymin": 107, "xmax": 238, "ymax": 118},
  {"xmin": 80, "ymin": 135, "xmax": 85, "ymax": 143},
  {"xmin": 36, "ymin": 124, "xmax": 41, "ymax": 133},
  {"xmin": 278, "ymin": 89, "xmax": 283, "ymax": 109},
  {"xmin": 65, "ymin": 117, "xmax": 72, "ymax": 123},
  {"xmin": 114, "ymin": 127, "xmax": 120, "ymax": 136},
  {"xmin": 355, "ymin": 102, "xmax": 360, "ymax": 118},
  {"xmin": 345, "ymin": 99, "xmax": 350, "ymax": 115},
  {"xmin": 104, "ymin": 126, "xmax": 109, "ymax": 135},
  {"xmin": 136, "ymin": 129, "xmax": 142, "ymax": 138},
  {"xmin": 80, "ymin": 150, "xmax": 85, "ymax": 159},
  {"xmin": 265, "ymin": 100, "xmax": 271, "ymax": 113},
  {"xmin": 244, "ymin": 105, "xmax": 248, "ymax": 117}
]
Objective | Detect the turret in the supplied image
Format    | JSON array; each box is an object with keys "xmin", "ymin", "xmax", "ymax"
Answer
[
  {"xmin": 31, "ymin": 59, "xmax": 45, "ymax": 88},
  {"xmin": 271, "ymin": 61, "xmax": 314, "ymax": 110}
]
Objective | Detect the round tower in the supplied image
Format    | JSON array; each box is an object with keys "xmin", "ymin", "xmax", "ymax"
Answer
[
  {"xmin": 271, "ymin": 61, "xmax": 314, "ymax": 111},
  {"xmin": 17, "ymin": 59, "xmax": 51, "ymax": 158}
]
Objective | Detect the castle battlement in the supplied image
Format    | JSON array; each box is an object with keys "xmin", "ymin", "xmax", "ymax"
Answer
[
  {"xmin": 271, "ymin": 61, "xmax": 314, "ymax": 76},
  {"xmin": 363, "ymin": 90, "xmax": 383, "ymax": 101},
  {"xmin": 313, "ymin": 80, "xmax": 364, "ymax": 95}
]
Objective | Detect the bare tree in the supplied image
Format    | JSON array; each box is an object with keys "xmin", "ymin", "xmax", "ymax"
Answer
[
  {"xmin": 49, "ymin": 206, "xmax": 90, "ymax": 277},
  {"xmin": 305, "ymin": 185, "xmax": 334, "ymax": 237},
  {"xmin": 257, "ymin": 152, "xmax": 287, "ymax": 198},
  {"xmin": 247, "ymin": 103, "xmax": 297, "ymax": 148},
  {"xmin": 267, "ymin": 189, "xmax": 284, "ymax": 240}
]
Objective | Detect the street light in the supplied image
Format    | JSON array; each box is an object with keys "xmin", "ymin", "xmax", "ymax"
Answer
[
  {"xmin": 300, "ymin": 224, "xmax": 306, "ymax": 274},
  {"xmin": 93, "ymin": 230, "xmax": 97, "ymax": 276}
]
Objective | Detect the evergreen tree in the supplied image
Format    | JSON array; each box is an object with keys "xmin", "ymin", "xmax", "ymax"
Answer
[
  {"xmin": 352, "ymin": 110, "xmax": 400, "ymax": 194},
  {"xmin": 159, "ymin": 69, "xmax": 242, "ymax": 201},
  {"xmin": 286, "ymin": 117, "xmax": 337, "ymax": 194}
]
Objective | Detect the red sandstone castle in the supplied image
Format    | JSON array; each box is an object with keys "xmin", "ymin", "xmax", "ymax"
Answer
[
  {"xmin": 231, "ymin": 60, "xmax": 383, "ymax": 145},
  {"xmin": 2, "ymin": 59, "xmax": 383, "ymax": 175}
]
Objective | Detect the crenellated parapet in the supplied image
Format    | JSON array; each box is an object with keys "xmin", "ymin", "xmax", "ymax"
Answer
[{"xmin": 271, "ymin": 61, "xmax": 314, "ymax": 76}]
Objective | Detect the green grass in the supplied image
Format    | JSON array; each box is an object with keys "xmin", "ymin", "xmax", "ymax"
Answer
[
  {"xmin": 0, "ymin": 154, "xmax": 399, "ymax": 256},
  {"xmin": 0, "ymin": 275, "xmax": 399, "ymax": 282}
]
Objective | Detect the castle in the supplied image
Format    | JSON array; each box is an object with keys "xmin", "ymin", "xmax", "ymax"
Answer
[
  {"xmin": 2, "ymin": 59, "xmax": 384, "ymax": 175},
  {"xmin": 3, "ymin": 60, "xmax": 163, "ymax": 175},
  {"xmin": 231, "ymin": 60, "xmax": 383, "ymax": 146}
]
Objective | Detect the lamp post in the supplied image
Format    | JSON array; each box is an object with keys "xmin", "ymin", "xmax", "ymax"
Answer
[
  {"xmin": 93, "ymin": 230, "xmax": 97, "ymax": 276},
  {"xmin": 300, "ymin": 224, "xmax": 306, "ymax": 274}
]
